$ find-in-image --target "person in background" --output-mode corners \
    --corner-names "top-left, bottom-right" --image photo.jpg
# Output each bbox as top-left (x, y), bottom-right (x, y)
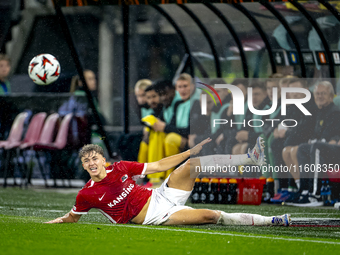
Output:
top-left (118, 79), bottom-right (153, 162)
top-left (281, 78), bottom-right (317, 199)
top-left (231, 81), bottom-right (270, 155)
top-left (0, 53), bottom-right (11, 95)
top-left (137, 84), bottom-right (164, 179)
top-left (291, 81), bottom-right (340, 206)
top-left (134, 79), bottom-right (153, 119)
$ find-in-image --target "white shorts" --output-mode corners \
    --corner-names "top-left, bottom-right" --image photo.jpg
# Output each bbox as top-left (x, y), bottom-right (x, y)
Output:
top-left (142, 175), bottom-right (193, 225)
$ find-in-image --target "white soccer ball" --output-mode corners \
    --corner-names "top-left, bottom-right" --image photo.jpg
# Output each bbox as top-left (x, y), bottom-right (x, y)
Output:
top-left (28, 54), bottom-right (61, 85)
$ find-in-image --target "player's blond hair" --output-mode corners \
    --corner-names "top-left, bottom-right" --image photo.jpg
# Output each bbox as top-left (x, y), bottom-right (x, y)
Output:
top-left (135, 79), bottom-right (152, 91)
top-left (279, 75), bottom-right (298, 88)
top-left (315, 81), bottom-right (335, 98)
top-left (79, 144), bottom-right (104, 159)
top-left (176, 73), bottom-right (193, 84)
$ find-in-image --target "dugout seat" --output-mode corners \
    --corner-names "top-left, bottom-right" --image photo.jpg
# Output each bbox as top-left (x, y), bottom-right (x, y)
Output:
top-left (0, 112), bottom-right (29, 149)
top-left (1, 112), bottom-right (46, 187)
top-left (33, 113), bottom-right (73, 151)
top-left (33, 113), bottom-right (74, 187)
top-left (21, 113), bottom-right (60, 187)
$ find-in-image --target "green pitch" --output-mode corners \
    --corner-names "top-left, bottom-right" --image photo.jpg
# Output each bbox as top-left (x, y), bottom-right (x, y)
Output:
top-left (1, 188), bottom-right (339, 255)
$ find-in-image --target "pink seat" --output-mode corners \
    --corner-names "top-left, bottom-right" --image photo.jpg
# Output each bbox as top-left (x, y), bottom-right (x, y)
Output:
top-left (5, 112), bottom-right (47, 150)
top-left (0, 112), bottom-right (29, 148)
top-left (20, 113), bottom-right (59, 149)
top-left (33, 113), bottom-right (73, 151)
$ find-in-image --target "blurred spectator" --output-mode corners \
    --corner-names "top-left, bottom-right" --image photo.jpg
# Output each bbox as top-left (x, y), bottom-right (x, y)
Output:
top-left (191, 78), bottom-right (230, 154)
top-left (260, 74), bottom-right (284, 193)
top-left (70, 69), bottom-right (97, 95)
top-left (68, 69), bottom-right (106, 125)
top-left (231, 81), bottom-right (270, 155)
top-left (282, 78), bottom-right (317, 192)
top-left (189, 90), bottom-right (215, 155)
top-left (117, 79), bottom-right (152, 162)
top-left (137, 84), bottom-right (164, 185)
top-left (146, 73), bottom-right (200, 182)
top-left (154, 80), bottom-right (181, 125)
top-left (0, 54), bottom-right (11, 95)
top-left (134, 79), bottom-right (153, 119)
top-left (0, 54), bottom-right (13, 139)
top-left (223, 78), bottom-right (249, 154)
top-left (293, 81), bottom-right (340, 205)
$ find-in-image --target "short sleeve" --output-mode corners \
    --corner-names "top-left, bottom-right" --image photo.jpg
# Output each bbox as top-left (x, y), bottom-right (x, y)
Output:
top-left (119, 161), bottom-right (147, 180)
top-left (71, 193), bottom-right (91, 215)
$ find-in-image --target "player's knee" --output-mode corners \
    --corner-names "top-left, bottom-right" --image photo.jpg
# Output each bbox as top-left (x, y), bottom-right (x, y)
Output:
top-left (201, 210), bottom-right (220, 224)
top-left (282, 147), bottom-right (289, 160)
top-left (165, 132), bottom-right (179, 146)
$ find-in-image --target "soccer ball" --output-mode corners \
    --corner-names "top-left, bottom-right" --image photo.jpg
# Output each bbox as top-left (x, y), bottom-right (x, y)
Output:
top-left (28, 54), bottom-right (61, 85)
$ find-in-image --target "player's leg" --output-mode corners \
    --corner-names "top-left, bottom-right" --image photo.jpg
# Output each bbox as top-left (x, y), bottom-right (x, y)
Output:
top-left (162, 209), bottom-right (220, 225)
top-left (240, 142), bottom-right (249, 154)
top-left (167, 136), bottom-right (266, 191)
top-left (163, 208), bottom-right (290, 226)
top-left (232, 143), bottom-right (242, 154)
top-left (290, 146), bottom-right (300, 167)
top-left (287, 145), bottom-right (301, 189)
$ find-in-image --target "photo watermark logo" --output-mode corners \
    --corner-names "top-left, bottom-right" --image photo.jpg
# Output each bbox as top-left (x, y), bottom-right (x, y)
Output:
top-left (197, 82), bottom-right (312, 129)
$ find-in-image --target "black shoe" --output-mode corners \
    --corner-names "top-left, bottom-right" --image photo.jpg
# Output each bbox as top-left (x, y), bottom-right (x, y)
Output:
top-left (283, 191), bottom-right (301, 203)
top-left (285, 191), bottom-right (323, 207)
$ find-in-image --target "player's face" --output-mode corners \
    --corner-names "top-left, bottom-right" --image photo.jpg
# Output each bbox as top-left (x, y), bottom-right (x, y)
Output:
top-left (159, 87), bottom-right (175, 108)
top-left (145, 90), bottom-right (160, 109)
top-left (176, 80), bottom-right (192, 101)
top-left (288, 81), bottom-right (304, 99)
top-left (236, 83), bottom-right (247, 99)
top-left (0, 60), bottom-right (10, 81)
top-left (83, 71), bottom-right (97, 91)
top-left (314, 85), bottom-right (333, 109)
top-left (135, 88), bottom-right (146, 105)
top-left (266, 81), bottom-right (280, 101)
top-left (81, 151), bottom-right (106, 180)
top-left (252, 87), bottom-right (267, 108)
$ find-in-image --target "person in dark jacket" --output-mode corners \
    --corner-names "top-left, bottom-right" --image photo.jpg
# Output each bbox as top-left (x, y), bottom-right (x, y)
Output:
top-left (281, 78), bottom-right (317, 190)
top-left (290, 81), bottom-right (340, 205)
top-left (231, 81), bottom-right (271, 155)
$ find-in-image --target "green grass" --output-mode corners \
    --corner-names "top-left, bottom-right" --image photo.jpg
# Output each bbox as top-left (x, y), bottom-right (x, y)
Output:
top-left (1, 188), bottom-right (340, 255)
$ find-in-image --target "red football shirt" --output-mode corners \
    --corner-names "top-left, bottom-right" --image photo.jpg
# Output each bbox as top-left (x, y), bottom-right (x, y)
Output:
top-left (71, 161), bottom-right (152, 224)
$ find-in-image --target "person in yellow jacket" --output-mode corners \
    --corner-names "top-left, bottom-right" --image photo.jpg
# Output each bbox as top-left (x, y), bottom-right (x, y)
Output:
top-left (150, 74), bottom-right (201, 181)
top-left (137, 84), bottom-right (164, 184)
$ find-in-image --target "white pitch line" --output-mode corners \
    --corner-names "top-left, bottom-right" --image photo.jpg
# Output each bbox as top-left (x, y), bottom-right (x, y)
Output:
top-left (2, 207), bottom-right (340, 245)
top-left (82, 222), bottom-right (340, 245)
top-left (293, 213), bottom-right (338, 215)
top-left (293, 217), bottom-right (340, 221)
top-left (0, 206), bottom-right (102, 214)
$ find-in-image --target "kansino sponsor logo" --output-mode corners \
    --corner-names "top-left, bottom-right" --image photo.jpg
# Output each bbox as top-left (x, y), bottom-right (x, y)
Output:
top-left (107, 184), bottom-right (134, 208)
top-left (198, 83), bottom-right (312, 128)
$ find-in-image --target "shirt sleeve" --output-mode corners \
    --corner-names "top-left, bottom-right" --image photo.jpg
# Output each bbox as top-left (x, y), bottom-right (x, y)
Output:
top-left (71, 192), bottom-right (91, 215)
top-left (119, 161), bottom-right (147, 180)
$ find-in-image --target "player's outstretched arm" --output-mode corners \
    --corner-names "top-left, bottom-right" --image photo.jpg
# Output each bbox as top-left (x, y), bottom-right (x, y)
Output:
top-left (145, 138), bottom-right (211, 174)
top-left (44, 211), bottom-right (81, 224)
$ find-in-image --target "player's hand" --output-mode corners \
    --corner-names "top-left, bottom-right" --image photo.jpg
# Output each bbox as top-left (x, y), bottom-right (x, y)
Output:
top-left (188, 134), bottom-right (197, 148)
top-left (44, 217), bottom-right (63, 224)
top-left (190, 137), bottom-right (211, 156)
top-left (227, 101), bottom-right (233, 117)
top-left (152, 119), bottom-right (166, 132)
top-left (236, 130), bottom-right (248, 142)
top-left (273, 128), bottom-right (279, 138)
top-left (278, 129), bottom-right (287, 138)
top-left (216, 133), bottom-right (224, 146)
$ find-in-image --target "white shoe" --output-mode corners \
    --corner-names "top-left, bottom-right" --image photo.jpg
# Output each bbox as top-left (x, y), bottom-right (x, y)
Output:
top-left (248, 136), bottom-right (266, 166)
top-left (271, 214), bottom-right (291, 226)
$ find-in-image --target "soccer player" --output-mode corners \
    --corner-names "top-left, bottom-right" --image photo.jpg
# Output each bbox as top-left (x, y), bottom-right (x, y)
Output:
top-left (46, 137), bottom-right (290, 226)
